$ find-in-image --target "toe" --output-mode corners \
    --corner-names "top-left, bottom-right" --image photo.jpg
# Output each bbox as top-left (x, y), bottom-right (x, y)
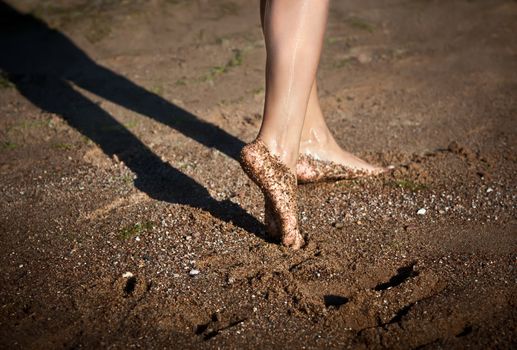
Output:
top-left (283, 231), bottom-right (304, 250)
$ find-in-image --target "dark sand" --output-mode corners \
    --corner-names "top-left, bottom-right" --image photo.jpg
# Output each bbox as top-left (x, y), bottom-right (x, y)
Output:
top-left (0, 0), bottom-right (516, 348)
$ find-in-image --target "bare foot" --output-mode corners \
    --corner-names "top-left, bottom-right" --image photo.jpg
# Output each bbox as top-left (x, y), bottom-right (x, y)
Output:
top-left (240, 139), bottom-right (304, 249)
top-left (297, 127), bottom-right (386, 183)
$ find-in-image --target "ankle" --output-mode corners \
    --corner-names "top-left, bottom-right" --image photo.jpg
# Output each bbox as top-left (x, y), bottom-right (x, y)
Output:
top-left (256, 137), bottom-right (298, 172)
top-left (300, 125), bottom-right (333, 151)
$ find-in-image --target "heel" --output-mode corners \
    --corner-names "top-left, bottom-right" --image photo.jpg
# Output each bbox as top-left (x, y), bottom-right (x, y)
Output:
top-left (240, 139), bottom-right (304, 249)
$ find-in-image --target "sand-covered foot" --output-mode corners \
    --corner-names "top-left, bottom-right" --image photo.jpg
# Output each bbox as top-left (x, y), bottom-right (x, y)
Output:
top-left (296, 152), bottom-right (386, 183)
top-left (297, 136), bottom-right (387, 183)
top-left (240, 139), bottom-right (304, 249)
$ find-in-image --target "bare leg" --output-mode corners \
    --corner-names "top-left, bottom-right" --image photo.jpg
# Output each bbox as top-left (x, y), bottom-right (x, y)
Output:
top-left (240, 0), bottom-right (329, 248)
top-left (260, 2), bottom-right (384, 182)
top-left (257, 0), bottom-right (329, 171)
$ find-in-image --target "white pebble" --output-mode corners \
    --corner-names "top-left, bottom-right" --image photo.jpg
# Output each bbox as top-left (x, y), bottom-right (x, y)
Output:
top-left (417, 208), bottom-right (427, 215)
top-left (486, 188), bottom-right (494, 193)
top-left (189, 269), bottom-right (200, 276)
top-left (122, 271), bottom-right (134, 278)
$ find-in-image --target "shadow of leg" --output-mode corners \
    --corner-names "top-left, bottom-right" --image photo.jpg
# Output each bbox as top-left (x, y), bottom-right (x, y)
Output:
top-left (0, 1), bottom-right (264, 237)
top-left (0, 1), bottom-right (244, 161)
top-left (10, 74), bottom-right (263, 237)
top-left (74, 66), bottom-right (245, 161)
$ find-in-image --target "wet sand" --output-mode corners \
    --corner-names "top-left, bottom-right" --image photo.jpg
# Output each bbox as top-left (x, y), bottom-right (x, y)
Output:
top-left (0, 0), bottom-right (516, 348)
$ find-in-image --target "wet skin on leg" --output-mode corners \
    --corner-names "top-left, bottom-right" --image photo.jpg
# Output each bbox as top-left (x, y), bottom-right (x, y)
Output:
top-left (260, 0), bottom-right (386, 183)
top-left (241, 0), bottom-right (329, 248)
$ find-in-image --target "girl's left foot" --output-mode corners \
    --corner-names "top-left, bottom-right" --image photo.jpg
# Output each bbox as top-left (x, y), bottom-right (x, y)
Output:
top-left (240, 139), bottom-right (305, 249)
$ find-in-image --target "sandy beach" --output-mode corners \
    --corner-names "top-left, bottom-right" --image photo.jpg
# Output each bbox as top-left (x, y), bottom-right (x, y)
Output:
top-left (0, 0), bottom-right (516, 348)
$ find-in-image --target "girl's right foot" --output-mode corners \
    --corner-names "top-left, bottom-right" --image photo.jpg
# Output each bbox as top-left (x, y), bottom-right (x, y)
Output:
top-left (296, 153), bottom-right (385, 183)
top-left (240, 139), bottom-right (304, 249)
top-left (297, 126), bottom-right (387, 183)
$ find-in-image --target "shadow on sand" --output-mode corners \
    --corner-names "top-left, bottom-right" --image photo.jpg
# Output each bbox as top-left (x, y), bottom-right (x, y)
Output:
top-left (0, 2), bottom-right (263, 236)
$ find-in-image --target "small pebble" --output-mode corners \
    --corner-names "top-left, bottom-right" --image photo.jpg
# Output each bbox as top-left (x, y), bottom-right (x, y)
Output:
top-left (189, 269), bottom-right (200, 276)
top-left (417, 208), bottom-right (427, 215)
top-left (357, 52), bottom-right (372, 64)
top-left (122, 271), bottom-right (133, 278)
top-left (486, 188), bottom-right (494, 193)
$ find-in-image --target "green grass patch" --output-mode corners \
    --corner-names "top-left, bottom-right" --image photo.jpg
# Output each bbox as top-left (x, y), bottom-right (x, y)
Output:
top-left (392, 179), bottom-right (428, 191)
top-left (1, 141), bottom-right (17, 150)
top-left (120, 174), bottom-right (134, 186)
top-left (252, 87), bottom-right (264, 96)
top-left (346, 17), bottom-right (374, 33)
top-left (335, 179), bottom-right (358, 188)
top-left (334, 57), bottom-right (355, 68)
top-left (119, 221), bottom-right (154, 240)
top-left (124, 120), bottom-right (139, 129)
top-left (202, 49), bottom-right (244, 82)
top-left (227, 49), bottom-right (243, 68)
top-left (81, 135), bottom-right (94, 145)
top-left (326, 37), bottom-right (340, 45)
top-left (0, 72), bottom-right (14, 89)
top-left (53, 142), bottom-right (73, 151)
top-left (150, 85), bottom-right (164, 96)
top-left (326, 36), bottom-right (349, 45)
top-left (12, 119), bottom-right (50, 130)
top-left (215, 37), bottom-right (230, 46)
top-left (203, 65), bottom-right (226, 82)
